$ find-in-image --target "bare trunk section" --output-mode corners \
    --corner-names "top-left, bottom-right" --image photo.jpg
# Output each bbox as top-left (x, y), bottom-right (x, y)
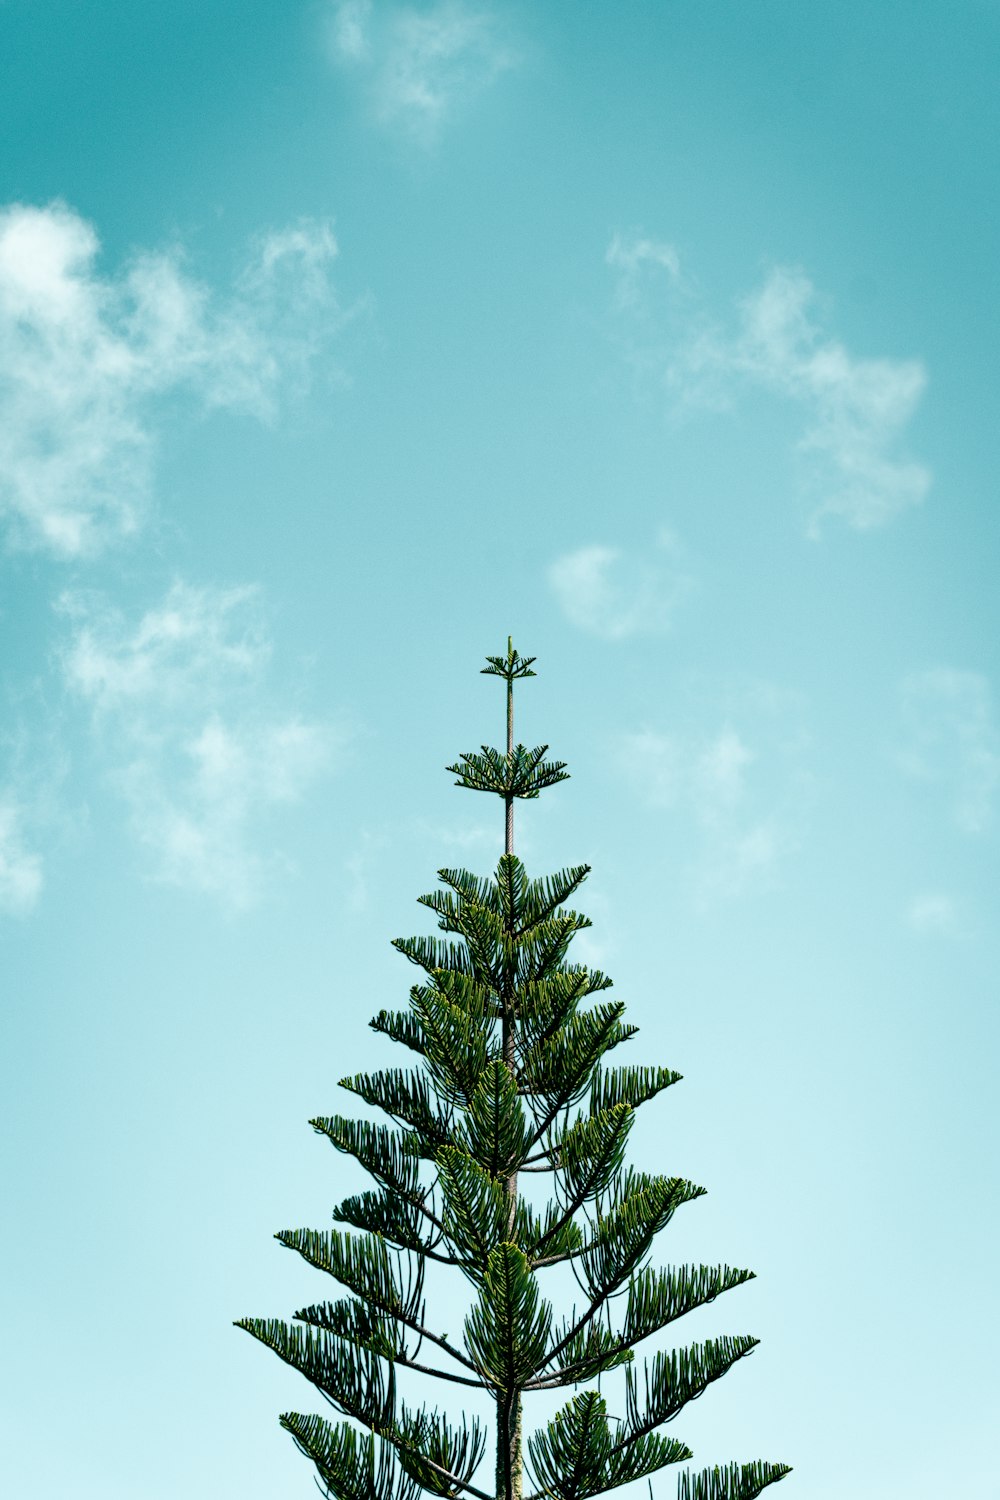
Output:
top-left (496, 1391), bottom-right (523, 1500)
top-left (498, 658), bottom-right (522, 1500)
top-left (505, 668), bottom-right (514, 858)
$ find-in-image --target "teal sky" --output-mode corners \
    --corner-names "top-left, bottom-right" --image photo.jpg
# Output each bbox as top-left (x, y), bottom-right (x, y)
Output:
top-left (1, 3), bottom-right (997, 1496)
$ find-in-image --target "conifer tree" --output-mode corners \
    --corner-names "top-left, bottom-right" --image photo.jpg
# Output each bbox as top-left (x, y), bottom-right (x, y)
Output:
top-left (238, 642), bottom-right (791, 1500)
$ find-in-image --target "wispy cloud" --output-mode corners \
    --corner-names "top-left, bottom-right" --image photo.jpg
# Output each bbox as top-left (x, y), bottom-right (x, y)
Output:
top-left (114, 717), bottom-right (331, 910)
top-left (0, 796), bottom-right (43, 915)
top-left (326, 0), bottom-right (517, 146)
top-left (616, 690), bottom-right (809, 904)
top-left (0, 705), bottom-right (74, 918)
top-left (345, 826), bottom-right (391, 912)
top-left (907, 892), bottom-right (961, 937)
top-left (605, 232), bottom-right (682, 313)
top-left (547, 528), bottom-right (693, 641)
top-left (330, 0), bottom-right (374, 59)
top-left (61, 581), bottom-right (270, 709)
top-left (721, 268), bottom-right (929, 533)
top-left (60, 581), bottom-right (337, 910)
top-left (619, 726), bottom-right (790, 901)
top-left (0, 202), bottom-right (342, 556)
top-left (606, 237), bottom-right (930, 534)
top-left (898, 668), bottom-right (1000, 834)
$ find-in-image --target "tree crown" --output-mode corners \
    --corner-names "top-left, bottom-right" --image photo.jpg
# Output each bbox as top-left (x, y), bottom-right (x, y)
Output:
top-left (237, 643), bottom-right (790, 1500)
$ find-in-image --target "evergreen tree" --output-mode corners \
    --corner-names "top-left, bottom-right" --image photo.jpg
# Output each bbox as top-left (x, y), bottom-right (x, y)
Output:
top-left (237, 642), bottom-right (791, 1500)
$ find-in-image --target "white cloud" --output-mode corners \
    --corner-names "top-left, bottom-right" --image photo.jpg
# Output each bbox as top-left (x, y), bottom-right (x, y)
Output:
top-left (330, 0), bottom-right (373, 58)
top-left (606, 238), bottom-right (930, 533)
top-left (722, 268), bottom-right (930, 533)
top-left (907, 892), bottom-right (960, 937)
top-left (60, 581), bottom-right (270, 710)
top-left (898, 668), bottom-right (1000, 834)
top-left (693, 725), bottom-right (753, 810)
top-left (0, 202), bottom-right (341, 556)
top-left (606, 232), bottom-right (681, 312)
top-left (616, 729), bottom-right (683, 809)
top-left (327, 0), bottom-right (517, 146)
top-left (118, 715), bottom-right (331, 910)
top-left (0, 798), bottom-right (43, 915)
top-left (0, 705), bottom-right (77, 918)
top-left (345, 826), bottom-right (391, 912)
top-left (547, 529), bottom-right (693, 640)
top-left (60, 582), bottom-right (336, 910)
top-left (617, 713), bottom-right (804, 903)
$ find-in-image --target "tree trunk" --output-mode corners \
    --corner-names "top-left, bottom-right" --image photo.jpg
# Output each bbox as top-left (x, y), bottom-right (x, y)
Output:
top-left (498, 663), bottom-right (522, 1500)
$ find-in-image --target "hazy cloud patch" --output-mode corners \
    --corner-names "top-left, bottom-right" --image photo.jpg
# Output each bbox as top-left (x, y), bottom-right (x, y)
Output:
top-left (606, 232), bottom-right (682, 313)
top-left (547, 529), bottom-right (693, 640)
top-left (616, 693), bottom-right (810, 905)
top-left (0, 797), bottom-right (43, 915)
top-left (0, 707), bottom-right (74, 918)
top-left (326, 0), bottom-right (517, 146)
top-left (330, 0), bottom-right (374, 59)
top-left (898, 668), bottom-right (1000, 834)
top-left (115, 716), bottom-right (331, 910)
top-left (721, 269), bottom-right (929, 533)
top-left (60, 582), bottom-right (336, 910)
top-left (606, 237), bottom-right (930, 533)
top-left (61, 581), bottom-right (270, 711)
top-left (345, 826), bottom-right (391, 912)
top-left (907, 892), bottom-right (961, 937)
top-left (0, 202), bottom-right (342, 556)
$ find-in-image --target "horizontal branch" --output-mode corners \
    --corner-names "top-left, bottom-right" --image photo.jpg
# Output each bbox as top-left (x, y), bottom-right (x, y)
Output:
top-left (392, 1352), bottom-right (482, 1390)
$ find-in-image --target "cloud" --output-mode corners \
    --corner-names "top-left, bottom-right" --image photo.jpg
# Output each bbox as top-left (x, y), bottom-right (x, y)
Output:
top-left (330, 0), bottom-right (374, 58)
top-left (617, 709), bottom-right (806, 904)
top-left (547, 529), bottom-right (693, 640)
top-left (722, 269), bottom-right (929, 533)
top-left (0, 705), bottom-right (74, 919)
top-left (117, 716), bottom-right (331, 910)
top-left (0, 797), bottom-right (43, 915)
top-left (907, 892), bottom-right (960, 937)
top-left (60, 582), bottom-right (336, 910)
top-left (605, 232), bottom-right (681, 312)
top-left (61, 581), bottom-right (270, 710)
top-left (345, 826), bottom-right (391, 912)
top-left (0, 202), bottom-right (341, 556)
top-left (606, 238), bottom-right (930, 533)
top-left (898, 668), bottom-right (1000, 834)
top-left (327, 0), bottom-right (517, 146)
top-left (620, 725), bottom-right (757, 824)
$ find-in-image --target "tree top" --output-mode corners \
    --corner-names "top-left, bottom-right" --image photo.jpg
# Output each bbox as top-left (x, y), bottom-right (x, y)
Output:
top-left (481, 636), bottom-right (537, 683)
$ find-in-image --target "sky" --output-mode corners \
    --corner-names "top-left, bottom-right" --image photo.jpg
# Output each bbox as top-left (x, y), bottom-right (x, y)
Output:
top-left (1, 2), bottom-right (997, 1496)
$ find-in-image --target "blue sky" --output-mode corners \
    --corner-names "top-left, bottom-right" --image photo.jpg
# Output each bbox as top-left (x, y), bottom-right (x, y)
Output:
top-left (1, 2), bottom-right (997, 1496)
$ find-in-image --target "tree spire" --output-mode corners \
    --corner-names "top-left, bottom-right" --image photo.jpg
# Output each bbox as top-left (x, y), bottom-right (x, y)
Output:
top-left (450, 639), bottom-right (567, 859)
top-left (480, 637), bottom-right (535, 854)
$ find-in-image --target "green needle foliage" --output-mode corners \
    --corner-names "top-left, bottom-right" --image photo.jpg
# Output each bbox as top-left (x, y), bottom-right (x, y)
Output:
top-left (237, 641), bottom-right (791, 1500)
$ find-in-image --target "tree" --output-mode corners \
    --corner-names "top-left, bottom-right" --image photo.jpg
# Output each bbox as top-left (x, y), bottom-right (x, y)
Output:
top-left (237, 641), bottom-right (791, 1500)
